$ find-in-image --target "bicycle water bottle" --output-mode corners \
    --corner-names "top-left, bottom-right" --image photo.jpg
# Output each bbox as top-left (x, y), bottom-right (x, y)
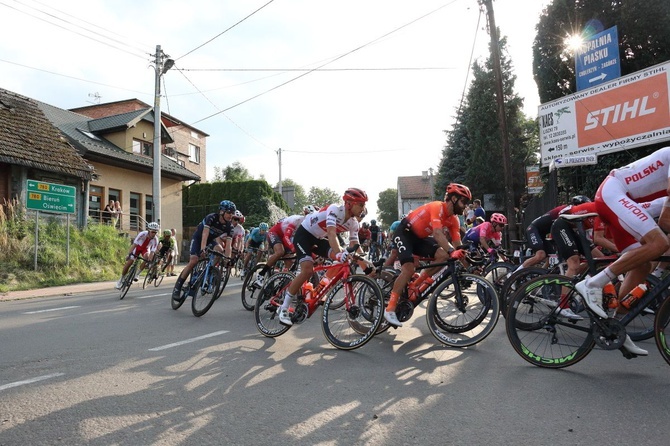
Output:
top-left (302, 282), bottom-right (314, 301)
top-left (620, 284), bottom-right (647, 309)
top-left (318, 276), bottom-right (330, 291)
top-left (603, 283), bottom-right (618, 309)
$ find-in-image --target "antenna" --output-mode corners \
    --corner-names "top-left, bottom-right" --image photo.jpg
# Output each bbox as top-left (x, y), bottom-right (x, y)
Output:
top-left (87, 92), bottom-right (101, 104)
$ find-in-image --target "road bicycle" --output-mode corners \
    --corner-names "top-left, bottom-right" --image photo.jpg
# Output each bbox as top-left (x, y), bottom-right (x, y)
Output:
top-left (462, 245), bottom-right (515, 303)
top-left (170, 247), bottom-right (228, 316)
top-left (118, 255), bottom-right (149, 300)
top-left (505, 213), bottom-right (670, 368)
top-left (240, 247), bottom-right (267, 280)
top-left (142, 252), bottom-right (168, 289)
top-left (375, 253), bottom-right (500, 347)
top-left (254, 246), bottom-right (384, 350)
top-left (241, 253), bottom-right (297, 311)
top-left (367, 240), bottom-right (382, 264)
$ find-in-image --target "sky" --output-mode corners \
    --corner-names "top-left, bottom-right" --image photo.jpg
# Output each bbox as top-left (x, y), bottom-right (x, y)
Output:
top-left (1, 0), bottom-right (552, 220)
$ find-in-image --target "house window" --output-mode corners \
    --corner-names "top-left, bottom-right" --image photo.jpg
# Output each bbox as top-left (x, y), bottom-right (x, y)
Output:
top-left (133, 139), bottom-right (153, 157)
top-left (129, 192), bottom-right (140, 230)
top-left (89, 185), bottom-right (103, 222)
top-left (189, 143), bottom-right (200, 164)
top-left (145, 195), bottom-right (154, 225)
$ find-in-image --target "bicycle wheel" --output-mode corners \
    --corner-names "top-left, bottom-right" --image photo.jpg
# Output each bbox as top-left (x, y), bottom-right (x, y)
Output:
top-left (373, 267), bottom-right (398, 334)
top-left (500, 267), bottom-right (548, 316)
top-left (191, 267), bottom-right (221, 317)
top-left (241, 263), bottom-right (266, 311)
top-left (483, 261), bottom-right (515, 301)
top-left (506, 274), bottom-right (594, 368)
top-left (142, 264), bottom-right (156, 289)
top-left (426, 273), bottom-right (499, 347)
top-left (254, 272), bottom-right (294, 337)
top-left (654, 295), bottom-right (670, 366)
top-left (321, 275), bottom-right (384, 350)
top-left (172, 263), bottom-right (203, 310)
top-left (215, 264), bottom-right (231, 299)
top-left (119, 262), bottom-right (137, 300)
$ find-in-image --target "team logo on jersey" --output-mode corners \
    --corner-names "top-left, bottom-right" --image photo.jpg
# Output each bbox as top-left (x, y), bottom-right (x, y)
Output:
top-left (618, 197), bottom-right (649, 221)
top-left (623, 160), bottom-right (664, 184)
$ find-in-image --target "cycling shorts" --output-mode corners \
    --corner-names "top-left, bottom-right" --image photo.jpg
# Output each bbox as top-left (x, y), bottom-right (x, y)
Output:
top-left (393, 220), bottom-right (440, 265)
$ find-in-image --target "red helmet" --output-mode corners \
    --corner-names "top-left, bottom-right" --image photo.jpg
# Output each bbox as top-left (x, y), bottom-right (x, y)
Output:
top-left (490, 213), bottom-right (507, 225)
top-left (446, 183), bottom-right (472, 201)
top-left (342, 187), bottom-right (368, 203)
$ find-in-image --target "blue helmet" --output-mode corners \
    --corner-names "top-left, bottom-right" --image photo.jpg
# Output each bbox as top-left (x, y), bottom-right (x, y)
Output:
top-left (219, 200), bottom-right (236, 213)
top-left (259, 222), bottom-right (269, 231)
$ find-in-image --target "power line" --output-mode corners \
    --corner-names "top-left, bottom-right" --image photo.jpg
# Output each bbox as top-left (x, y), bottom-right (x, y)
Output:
top-left (176, 0), bottom-right (276, 61)
top-left (180, 67), bottom-right (456, 72)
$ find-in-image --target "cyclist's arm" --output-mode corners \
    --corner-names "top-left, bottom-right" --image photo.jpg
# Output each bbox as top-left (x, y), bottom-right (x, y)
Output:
top-left (432, 224), bottom-right (455, 253)
top-left (326, 226), bottom-right (341, 258)
top-left (200, 227), bottom-right (211, 253)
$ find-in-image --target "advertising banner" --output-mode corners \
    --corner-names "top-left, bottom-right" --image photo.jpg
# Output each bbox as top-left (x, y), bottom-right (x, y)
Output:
top-left (538, 61), bottom-right (670, 167)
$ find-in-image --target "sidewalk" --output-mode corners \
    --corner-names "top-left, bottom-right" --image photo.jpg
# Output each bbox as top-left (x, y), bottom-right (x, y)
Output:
top-left (0, 265), bottom-right (187, 302)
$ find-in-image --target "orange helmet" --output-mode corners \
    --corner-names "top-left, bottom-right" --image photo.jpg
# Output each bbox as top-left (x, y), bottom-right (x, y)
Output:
top-left (446, 183), bottom-right (472, 201)
top-left (342, 188), bottom-right (368, 203)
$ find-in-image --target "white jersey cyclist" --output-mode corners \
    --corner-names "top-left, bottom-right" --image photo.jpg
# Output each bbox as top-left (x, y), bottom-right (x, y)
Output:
top-left (301, 204), bottom-right (360, 243)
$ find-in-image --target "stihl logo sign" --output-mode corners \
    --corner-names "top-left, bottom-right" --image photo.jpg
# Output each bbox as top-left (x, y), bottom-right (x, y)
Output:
top-left (577, 73), bottom-right (670, 147)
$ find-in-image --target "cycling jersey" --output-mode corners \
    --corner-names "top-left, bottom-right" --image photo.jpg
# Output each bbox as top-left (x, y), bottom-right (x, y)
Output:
top-left (268, 215), bottom-right (305, 252)
top-left (301, 204), bottom-right (359, 242)
top-left (189, 213), bottom-right (234, 256)
top-left (369, 224), bottom-right (381, 244)
top-left (405, 201), bottom-right (460, 243)
top-left (247, 227), bottom-right (266, 244)
top-left (358, 227), bottom-right (371, 243)
top-left (596, 146), bottom-right (670, 250)
top-left (157, 236), bottom-right (175, 256)
top-left (464, 221), bottom-right (501, 247)
top-left (131, 230), bottom-right (158, 257)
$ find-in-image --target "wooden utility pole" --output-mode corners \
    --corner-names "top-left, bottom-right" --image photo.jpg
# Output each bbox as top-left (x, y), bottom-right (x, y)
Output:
top-left (481, 0), bottom-right (516, 244)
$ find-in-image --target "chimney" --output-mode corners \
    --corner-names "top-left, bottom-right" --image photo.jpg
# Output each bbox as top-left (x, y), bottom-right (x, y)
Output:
top-left (422, 171), bottom-right (428, 180)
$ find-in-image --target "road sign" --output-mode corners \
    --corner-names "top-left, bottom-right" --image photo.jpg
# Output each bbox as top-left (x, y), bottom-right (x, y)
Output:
top-left (550, 155), bottom-right (598, 171)
top-left (576, 26), bottom-right (620, 91)
top-left (26, 180), bottom-right (76, 214)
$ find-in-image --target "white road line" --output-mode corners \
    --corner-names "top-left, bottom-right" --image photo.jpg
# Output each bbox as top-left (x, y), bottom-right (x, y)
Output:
top-left (148, 330), bottom-right (229, 351)
top-left (0, 373), bottom-right (65, 391)
top-left (137, 293), bottom-right (171, 299)
top-left (23, 306), bottom-right (80, 314)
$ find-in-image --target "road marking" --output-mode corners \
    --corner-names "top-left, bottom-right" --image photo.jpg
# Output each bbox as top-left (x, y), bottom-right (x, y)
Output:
top-left (23, 306), bottom-right (80, 314)
top-left (0, 373), bottom-right (64, 391)
top-left (148, 330), bottom-right (229, 351)
top-left (137, 293), bottom-right (171, 299)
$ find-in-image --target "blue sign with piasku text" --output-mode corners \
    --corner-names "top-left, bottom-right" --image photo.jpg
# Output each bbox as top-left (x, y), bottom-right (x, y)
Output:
top-left (575, 26), bottom-right (620, 91)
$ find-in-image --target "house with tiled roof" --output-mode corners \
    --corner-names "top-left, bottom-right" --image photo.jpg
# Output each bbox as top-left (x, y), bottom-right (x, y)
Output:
top-left (397, 171), bottom-right (436, 216)
top-left (1, 87), bottom-right (201, 241)
top-left (0, 89), bottom-right (94, 225)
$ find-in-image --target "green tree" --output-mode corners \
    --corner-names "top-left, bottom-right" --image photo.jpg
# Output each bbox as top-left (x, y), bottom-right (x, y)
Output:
top-left (307, 187), bottom-right (339, 209)
top-left (213, 162), bottom-right (254, 182)
top-left (533, 0), bottom-right (670, 197)
top-left (437, 36), bottom-right (533, 209)
top-left (376, 188), bottom-right (398, 228)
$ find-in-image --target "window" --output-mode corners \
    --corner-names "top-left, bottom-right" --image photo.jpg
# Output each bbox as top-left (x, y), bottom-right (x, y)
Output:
top-left (129, 192), bottom-right (140, 230)
top-left (145, 195), bottom-right (154, 225)
top-left (189, 143), bottom-right (200, 164)
top-left (133, 139), bottom-right (153, 157)
top-left (89, 185), bottom-right (103, 222)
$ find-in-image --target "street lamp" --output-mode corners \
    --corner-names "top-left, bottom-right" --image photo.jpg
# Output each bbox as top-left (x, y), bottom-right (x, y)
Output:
top-left (152, 44), bottom-right (173, 227)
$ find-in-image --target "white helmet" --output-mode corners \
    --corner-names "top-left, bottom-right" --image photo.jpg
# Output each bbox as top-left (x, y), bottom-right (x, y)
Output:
top-left (147, 221), bottom-right (160, 231)
top-left (303, 204), bottom-right (318, 214)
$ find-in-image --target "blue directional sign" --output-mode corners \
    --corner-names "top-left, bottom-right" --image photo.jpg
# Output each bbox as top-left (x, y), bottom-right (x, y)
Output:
top-left (575, 26), bottom-right (620, 91)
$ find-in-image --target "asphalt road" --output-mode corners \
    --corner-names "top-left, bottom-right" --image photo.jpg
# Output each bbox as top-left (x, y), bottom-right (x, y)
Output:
top-left (0, 276), bottom-right (668, 446)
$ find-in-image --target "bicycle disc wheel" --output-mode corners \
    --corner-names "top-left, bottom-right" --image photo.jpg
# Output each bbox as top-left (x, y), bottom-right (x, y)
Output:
top-left (191, 267), bottom-right (221, 317)
top-left (254, 272), bottom-right (294, 337)
top-left (321, 275), bottom-right (384, 350)
top-left (654, 295), bottom-right (670, 366)
top-left (426, 273), bottom-right (499, 347)
top-left (241, 263), bottom-right (266, 311)
top-left (506, 274), bottom-right (594, 368)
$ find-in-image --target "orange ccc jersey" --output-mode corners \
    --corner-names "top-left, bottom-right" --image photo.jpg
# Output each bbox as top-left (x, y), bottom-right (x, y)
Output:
top-left (406, 201), bottom-right (461, 242)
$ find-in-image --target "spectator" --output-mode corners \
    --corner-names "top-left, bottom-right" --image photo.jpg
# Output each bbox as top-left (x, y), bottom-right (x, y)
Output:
top-left (111, 200), bottom-right (122, 228)
top-left (167, 228), bottom-right (178, 276)
top-left (472, 199), bottom-right (486, 226)
top-left (102, 199), bottom-right (114, 224)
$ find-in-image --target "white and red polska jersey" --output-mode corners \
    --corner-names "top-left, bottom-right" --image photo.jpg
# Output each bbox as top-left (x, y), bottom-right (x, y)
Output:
top-left (132, 230), bottom-right (158, 254)
top-left (278, 214), bottom-right (305, 235)
top-left (610, 146), bottom-right (670, 202)
top-left (301, 204), bottom-right (359, 242)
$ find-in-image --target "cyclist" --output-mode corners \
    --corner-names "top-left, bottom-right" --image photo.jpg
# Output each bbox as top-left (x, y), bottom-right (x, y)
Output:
top-left (276, 188), bottom-right (375, 326)
top-left (576, 147), bottom-right (670, 357)
top-left (255, 215), bottom-right (307, 286)
top-left (115, 222), bottom-right (160, 289)
top-left (464, 212), bottom-right (506, 252)
top-left (230, 211), bottom-right (246, 254)
top-left (172, 200), bottom-right (236, 301)
top-left (358, 222), bottom-right (371, 252)
top-left (303, 204), bottom-right (318, 215)
top-left (384, 183), bottom-right (471, 327)
top-left (156, 229), bottom-right (176, 271)
top-left (242, 222), bottom-right (268, 280)
top-left (383, 215), bottom-right (405, 268)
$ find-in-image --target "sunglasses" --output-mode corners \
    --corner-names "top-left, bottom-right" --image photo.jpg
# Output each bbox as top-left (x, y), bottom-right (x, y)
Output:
top-left (149, 230), bottom-right (157, 234)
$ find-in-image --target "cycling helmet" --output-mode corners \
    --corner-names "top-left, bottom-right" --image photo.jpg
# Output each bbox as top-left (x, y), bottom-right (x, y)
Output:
top-left (303, 204), bottom-right (318, 214)
top-left (362, 222), bottom-right (369, 228)
top-left (147, 221), bottom-right (160, 231)
top-left (400, 214), bottom-right (407, 219)
top-left (490, 213), bottom-right (507, 225)
top-left (571, 195), bottom-right (591, 205)
top-left (342, 187), bottom-right (368, 203)
top-left (446, 183), bottom-right (472, 201)
top-left (233, 210), bottom-right (246, 223)
top-left (163, 229), bottom-right (172, 236)
top-left (219, 200), bottom-right (236, 213)
top-left (259, 222), bottom-right (269, 231)
top-left (371, 219), bottom-right (376, 225)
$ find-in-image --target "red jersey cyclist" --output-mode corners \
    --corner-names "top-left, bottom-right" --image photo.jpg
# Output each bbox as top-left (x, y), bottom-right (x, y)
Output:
top-left (384, 183), bottom-right (471, 327)
top-left (254, 214), bottom-right (309, 287)
top-left (115, 221), bottom-right (160, 289)
top-left (576, 146), bottom-right (670, 357)
top-left (276, 188), bottom-right (375, 326)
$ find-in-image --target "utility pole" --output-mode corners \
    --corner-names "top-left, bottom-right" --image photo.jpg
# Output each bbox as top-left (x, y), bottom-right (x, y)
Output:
top-left (481, 0), bottom-right (516, 245)
top-left (152, 45), bottom-right (174, 227)
top-left (277, 148), bottom-right (282, 194)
